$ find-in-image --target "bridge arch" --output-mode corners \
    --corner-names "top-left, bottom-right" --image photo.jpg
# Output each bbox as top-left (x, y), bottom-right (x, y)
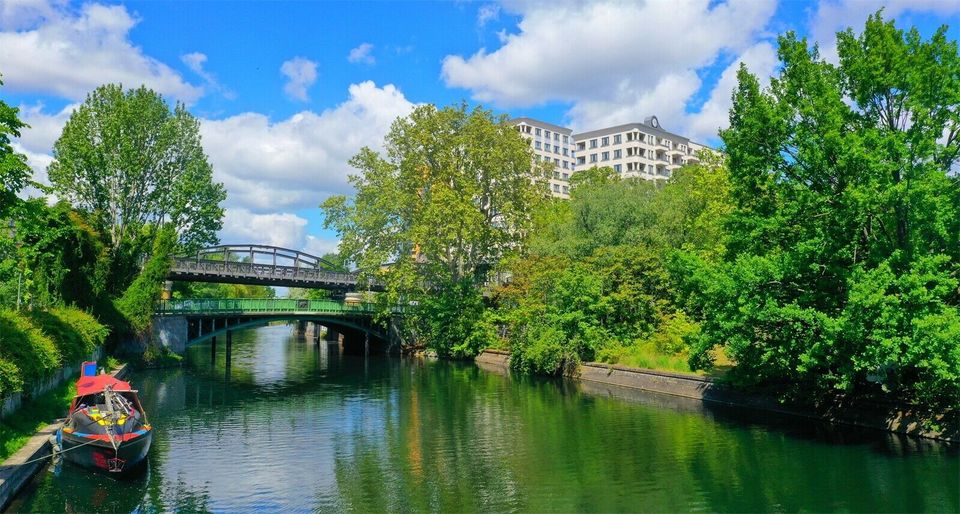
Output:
top-left (181, 244), bottom-right (342, 271)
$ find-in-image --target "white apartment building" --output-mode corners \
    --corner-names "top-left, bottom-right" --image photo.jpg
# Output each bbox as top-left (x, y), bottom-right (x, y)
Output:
top-left (510, 117), bottom-right (576, 198)
top-left (573, 116), bottom-right (706, 180)
top-left (511, 115), bottom-right (709, 198)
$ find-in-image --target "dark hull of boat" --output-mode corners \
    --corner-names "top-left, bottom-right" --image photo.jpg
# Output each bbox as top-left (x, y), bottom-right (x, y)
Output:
top-left (60, 430), bottom-right (152, 474)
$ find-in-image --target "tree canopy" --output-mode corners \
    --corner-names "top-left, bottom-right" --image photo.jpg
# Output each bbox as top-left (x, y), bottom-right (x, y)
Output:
top-left (682, 12), bottom-right (960, 410)
top-left (48, 84), bottom-right (226, 258)
top-left (322, 103), bottom-right (547, 356)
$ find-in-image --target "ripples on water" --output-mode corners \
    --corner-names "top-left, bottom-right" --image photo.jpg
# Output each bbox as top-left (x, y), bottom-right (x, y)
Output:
top-left (9, 324), bottom-right (959, 513)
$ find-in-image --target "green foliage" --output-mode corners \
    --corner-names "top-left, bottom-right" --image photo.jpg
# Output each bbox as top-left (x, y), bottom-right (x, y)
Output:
top-left (415, 279), bottom-right (488, 358)
top-left (0, 307), bottom-right (108, 398)
top-left (173, 281), bottom-right (276, 299)
top-left (48, 84), bottom-right (226, 293)
top-left (25, 308), bottom-right (108, 364)
top-left (0, 200), bottom-right (109, 310)
top-left (681, 13), bottom-right (960, 410)
top-left (115, 226), bottom-right (176, 333)
top-left (0, 310), bottom-right (60, 386)
top-left (0, 75), bottom-right (31, 217)
top-left (322, 103), bottom-right (547, 355)
top-left (494, 155), bottom-right (731, 375)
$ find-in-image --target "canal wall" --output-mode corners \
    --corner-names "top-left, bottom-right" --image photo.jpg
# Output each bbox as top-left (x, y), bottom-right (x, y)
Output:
top-left (474, 349), bottom-right (956, 443)
top-left (0, 363), bottom-right (131, 512)
top-left (1, 347), bottom-right (104, 419)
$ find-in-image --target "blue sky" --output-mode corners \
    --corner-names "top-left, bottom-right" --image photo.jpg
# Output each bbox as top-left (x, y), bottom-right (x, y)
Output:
top-left (2, 0), bottom-right (959, 255)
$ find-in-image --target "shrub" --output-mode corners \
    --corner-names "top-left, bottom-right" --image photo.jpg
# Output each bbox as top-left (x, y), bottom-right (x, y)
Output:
top-left (0, 310), bottom-right (60, 385)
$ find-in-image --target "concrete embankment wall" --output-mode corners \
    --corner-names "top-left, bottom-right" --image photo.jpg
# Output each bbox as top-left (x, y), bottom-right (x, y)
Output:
top-left (1, 347), bottom-right (104, 419)
top-left (0, 363), bottom-right (130, 512)
top-left (474, 349), bottom-right (956, 443)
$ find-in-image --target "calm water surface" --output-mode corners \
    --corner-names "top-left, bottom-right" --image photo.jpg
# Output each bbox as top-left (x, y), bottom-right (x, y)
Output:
top-left (9, 324), bottom-right (959, 512)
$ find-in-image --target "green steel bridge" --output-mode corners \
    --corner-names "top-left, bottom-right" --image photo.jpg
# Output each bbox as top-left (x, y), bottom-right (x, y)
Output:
top-left (153, 298), bottom-right (395, 355)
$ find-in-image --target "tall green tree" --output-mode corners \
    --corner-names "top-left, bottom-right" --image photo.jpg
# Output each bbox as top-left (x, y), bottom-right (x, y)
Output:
top-left (683, 13), bottom-right (960, 410)
top-left (321, 103), bottom-right (547, 356)
top-left (0, 75), bottom-right (30, 217)
top-left (48, 84), bottom-right (226, 291)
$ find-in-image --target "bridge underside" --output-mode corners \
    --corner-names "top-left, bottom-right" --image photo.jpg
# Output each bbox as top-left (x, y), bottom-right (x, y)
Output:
top-left (153, 314), bottom-right (393, 356)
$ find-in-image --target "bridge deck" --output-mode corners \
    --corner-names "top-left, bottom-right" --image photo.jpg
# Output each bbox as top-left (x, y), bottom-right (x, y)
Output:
top-left (168, 258), bottom-right (361, 289)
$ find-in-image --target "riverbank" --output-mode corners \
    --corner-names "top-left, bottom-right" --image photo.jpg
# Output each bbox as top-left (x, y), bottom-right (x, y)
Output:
top-left (476, 349), bottom-right (957, 443)
top-left (0, 364), bottom-right (130, 511)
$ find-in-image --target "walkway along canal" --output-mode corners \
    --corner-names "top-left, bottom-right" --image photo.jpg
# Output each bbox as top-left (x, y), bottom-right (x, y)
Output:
top-left (7, 324), bottom-right (958, 512)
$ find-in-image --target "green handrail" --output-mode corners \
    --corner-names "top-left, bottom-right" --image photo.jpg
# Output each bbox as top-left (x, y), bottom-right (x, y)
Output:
top-left (156, 298), bottom-right (382, 315)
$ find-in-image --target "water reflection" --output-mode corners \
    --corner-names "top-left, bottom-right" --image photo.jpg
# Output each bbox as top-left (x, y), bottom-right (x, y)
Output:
top-left (8, 324), bottom-right (958, 513)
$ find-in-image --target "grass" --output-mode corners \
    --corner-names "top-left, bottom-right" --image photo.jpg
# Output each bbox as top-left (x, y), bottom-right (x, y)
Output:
top-left (0, 379), bottom-right (75, 461)
top-left (608, 344), bottom-right (695, 374)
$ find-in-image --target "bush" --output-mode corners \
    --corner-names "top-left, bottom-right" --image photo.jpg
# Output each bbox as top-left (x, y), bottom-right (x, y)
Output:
top-left (115, 226), bottom-right (176, 334)
top-left (0, 310), bottom-right (60, 385)
top-left (25, 307), bottom-right (109, 364)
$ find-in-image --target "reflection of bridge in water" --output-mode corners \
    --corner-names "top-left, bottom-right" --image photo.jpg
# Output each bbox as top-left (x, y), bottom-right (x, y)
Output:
top-left (153, 298), bottom-right (398, 359)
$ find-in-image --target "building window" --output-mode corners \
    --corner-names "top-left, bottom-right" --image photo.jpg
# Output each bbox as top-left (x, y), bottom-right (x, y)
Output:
top-left (535, 141), bottom-right (541, 150)
top-left (554, 158), bottom-right (560, 165)
top-left (601, 151), bottom-right (609, 161)
top-left (535, 128), bottom-right (542, 136)
top-left (590, 154), bottom-right (597, 163)
top-left (601, 136), bottom-right (609, 146)
top-left (553, 184), bottom-right (560, 192)
top-left (554, 171), bottom-right (560, 179)
top-left (577, 142), bottom-right (586, 151)
top-left (614, 134), bottom-right (622, 144)
top-left (562, 161), bottom-right (569, 169)
top-left (562, 148), bottom-right (568, 156)
top-left (563, 135), bottom-right (569, 144)
top-left (554, 145), bottom-right (559, 153)
top-left (577, 157), bottom-right (586, 165)
top-left (554, 133), bottom-right (560, 141)
top-left (590, 139), bottom-right (598, 149)
top-left (614, 164), bottom-right (622, 173)
top-left (562, 173), bottom-right (569, 180)
top-left (562, 185), bottom-right (569, 194)
top-left (545, 130), bottom-right (551, 139)
top-left (613, 149), bottom-right (622, 159)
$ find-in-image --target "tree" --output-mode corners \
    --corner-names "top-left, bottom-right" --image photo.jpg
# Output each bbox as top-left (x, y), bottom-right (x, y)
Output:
top-left (48, 84), bottom-right (226, 290)
top-left (684, 13), bottom-right (960, 410)
top-left (321, 103), bottom-right (547, 356)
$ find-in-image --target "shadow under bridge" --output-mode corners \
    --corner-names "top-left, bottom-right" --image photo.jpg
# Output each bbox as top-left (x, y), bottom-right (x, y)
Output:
top-left (152, 298), bottom-right (400, 356)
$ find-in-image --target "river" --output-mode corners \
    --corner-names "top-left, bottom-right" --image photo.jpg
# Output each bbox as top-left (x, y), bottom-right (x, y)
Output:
top-left (8, 324), bottom-right (958, 512)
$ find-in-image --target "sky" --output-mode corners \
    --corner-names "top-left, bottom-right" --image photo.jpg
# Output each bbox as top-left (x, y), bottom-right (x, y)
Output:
top-left (2, 0), bottom-right (959, 256)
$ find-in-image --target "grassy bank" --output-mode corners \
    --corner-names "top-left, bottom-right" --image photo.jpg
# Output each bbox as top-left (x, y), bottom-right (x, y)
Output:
top-left (0, 380), bottom-right (75, 461)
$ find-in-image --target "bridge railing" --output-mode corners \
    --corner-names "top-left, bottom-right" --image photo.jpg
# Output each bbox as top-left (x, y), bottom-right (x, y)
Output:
top-left (157, 298), bottom-right (380, 315)
top-left (170, 258), bottom-right (359, 285)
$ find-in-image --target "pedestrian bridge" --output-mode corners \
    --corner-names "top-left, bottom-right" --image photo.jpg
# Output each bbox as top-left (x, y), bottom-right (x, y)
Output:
top-left (167, 245), bottom-right (371, 290)
top-left (153, 298), bottom-right (396, 355)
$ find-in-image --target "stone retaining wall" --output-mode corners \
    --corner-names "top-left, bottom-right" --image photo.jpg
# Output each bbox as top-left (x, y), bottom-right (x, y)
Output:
top-left (1, 347), bottom-right (103, 419)
top-left (475, 350), bottom-right (956, 443)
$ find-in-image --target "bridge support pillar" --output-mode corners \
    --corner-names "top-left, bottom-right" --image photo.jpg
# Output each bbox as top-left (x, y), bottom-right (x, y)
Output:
top-left (325, 328), bottom-right (340, 344)
top-left (225, 330), bottom-right (233, 365)
top-left (210, 335), bottom-right (217, 363)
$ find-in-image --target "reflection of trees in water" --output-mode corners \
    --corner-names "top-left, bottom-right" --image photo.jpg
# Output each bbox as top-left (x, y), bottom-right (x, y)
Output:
top-left (328, 359), bottom-right (959, 513)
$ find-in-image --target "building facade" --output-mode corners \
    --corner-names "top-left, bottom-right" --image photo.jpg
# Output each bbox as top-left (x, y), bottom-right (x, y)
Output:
top-left (510, 117), bottom-right (576, 198)
top-left (511, 115), bottom-right (708, 198)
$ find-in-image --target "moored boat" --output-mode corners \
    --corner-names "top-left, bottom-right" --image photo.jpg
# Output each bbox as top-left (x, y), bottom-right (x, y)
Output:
top-left (57, 369), bottom-right (152, 474)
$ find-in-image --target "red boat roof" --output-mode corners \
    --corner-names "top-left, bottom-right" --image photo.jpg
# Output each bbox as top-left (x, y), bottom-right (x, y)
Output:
top-left (75, 374), bottom-right (133, 396)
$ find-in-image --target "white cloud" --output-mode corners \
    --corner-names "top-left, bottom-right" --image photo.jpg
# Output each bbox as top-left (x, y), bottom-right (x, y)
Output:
top-left (477, 4), bottom-right (500, 27)
top-left (347, 43), bottom-right (375, 65)
top-left (810, 0), bottom-right (960, 63)
top-left (304, 235), bottom-right (340, 257)
top-left (443, 0), bottom-right (775, 115)
top-left (0, 1), bottom-right (203, 102)
top-left (181, 52), bottom-right (234, 99)
top-left (200, 81), bottom-right (416, 212)
top-left (280, 57), bottom-right (318, 102)
top-left (220, 208), bottom-right (308, 248)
